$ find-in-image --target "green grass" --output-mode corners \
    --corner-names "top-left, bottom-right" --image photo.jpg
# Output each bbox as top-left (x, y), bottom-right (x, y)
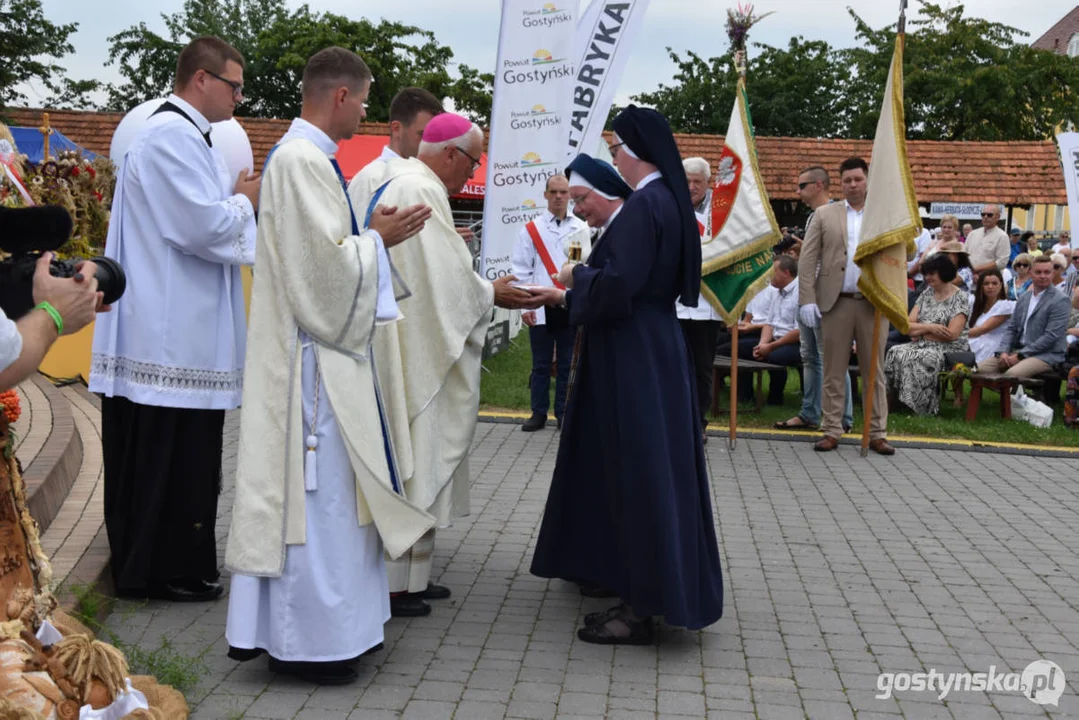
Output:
top-left (480, 332), bottom-right (1079, 447)
top-left (54, 582), bottom-right (208, 695)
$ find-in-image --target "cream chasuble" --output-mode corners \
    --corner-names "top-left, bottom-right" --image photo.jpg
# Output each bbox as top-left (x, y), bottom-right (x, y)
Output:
top-left (224, 135), bottom-right (434, 578)
top-left (352, 158), bottom-right (494, 525)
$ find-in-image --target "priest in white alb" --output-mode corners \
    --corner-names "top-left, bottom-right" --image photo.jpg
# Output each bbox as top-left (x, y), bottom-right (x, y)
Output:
top-left (353, 112), bottom-right (543, 618)
top-left (223, 47), bottom-right (436, 686)
top-left (347, 86), bottom-right (442, 211)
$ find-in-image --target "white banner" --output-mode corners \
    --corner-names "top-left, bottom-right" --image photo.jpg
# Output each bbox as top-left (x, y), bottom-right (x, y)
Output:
top-left (480, 0), bottom-right (576, 283)
top-left (1056, 132), bottom-right (1079, 232)
top-left (567, 0), bottom-right (651, 160)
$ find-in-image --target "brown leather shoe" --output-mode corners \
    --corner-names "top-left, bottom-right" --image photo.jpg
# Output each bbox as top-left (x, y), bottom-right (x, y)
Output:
top-left (813, 436), bottom-right (839, 452)
top-left (869, 438), bottom-right (896, 455)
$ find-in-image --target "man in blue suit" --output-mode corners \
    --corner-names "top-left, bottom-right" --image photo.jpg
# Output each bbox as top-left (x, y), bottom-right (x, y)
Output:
top-left (978, 255), bottom-right (1070, 377)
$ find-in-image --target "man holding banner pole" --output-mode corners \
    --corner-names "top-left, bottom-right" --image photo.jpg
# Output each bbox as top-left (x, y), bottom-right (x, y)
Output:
top-left (798, 158), bottom-right (894, 455)
top-left (511, 174), bottom-right (589, 432)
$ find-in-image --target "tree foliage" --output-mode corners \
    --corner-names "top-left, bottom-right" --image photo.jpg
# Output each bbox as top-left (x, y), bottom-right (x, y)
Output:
top-left (634, 0), bottom-right (1079, 141)
top-left (100, 0), bottom-right (493, 121)
top-left (0, 0), bottom-right (81, 110)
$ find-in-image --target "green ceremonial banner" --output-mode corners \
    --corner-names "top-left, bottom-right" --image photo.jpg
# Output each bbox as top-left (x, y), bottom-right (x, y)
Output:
top-left (700, 79), bottom-right (781, 325)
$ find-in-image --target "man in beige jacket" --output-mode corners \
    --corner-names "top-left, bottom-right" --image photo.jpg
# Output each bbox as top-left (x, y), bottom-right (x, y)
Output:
top-left (798, 157), bottom-right (894, 455)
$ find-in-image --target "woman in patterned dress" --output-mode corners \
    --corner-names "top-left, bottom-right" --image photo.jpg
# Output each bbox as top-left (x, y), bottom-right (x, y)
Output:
top-left (885, 254), bottom-right (971, 415)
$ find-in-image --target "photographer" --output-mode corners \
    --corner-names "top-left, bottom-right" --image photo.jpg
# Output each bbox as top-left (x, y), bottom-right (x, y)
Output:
top-left (0, 253), bottom-right (105, 391)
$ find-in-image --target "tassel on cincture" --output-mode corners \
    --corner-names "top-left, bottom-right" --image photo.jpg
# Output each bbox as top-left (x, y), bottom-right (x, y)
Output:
top-left (305, 434), bottom-right (318, 491)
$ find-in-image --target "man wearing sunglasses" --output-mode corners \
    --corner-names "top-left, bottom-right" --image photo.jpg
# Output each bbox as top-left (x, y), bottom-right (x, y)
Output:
top-left (90, 36), bottom-right (260, 604)
top-left (965, 204), bottom-right (1010, 275)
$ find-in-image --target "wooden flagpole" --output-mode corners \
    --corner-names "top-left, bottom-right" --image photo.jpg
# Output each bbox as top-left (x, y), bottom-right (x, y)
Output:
top-left (860, 309), bottom-right (882, 457)
top-left (729, 324), bottom-right (738, 449)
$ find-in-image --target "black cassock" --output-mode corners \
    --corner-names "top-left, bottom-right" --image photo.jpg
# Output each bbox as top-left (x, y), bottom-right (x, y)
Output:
top-left (529, 177), bottom-right (724, 630)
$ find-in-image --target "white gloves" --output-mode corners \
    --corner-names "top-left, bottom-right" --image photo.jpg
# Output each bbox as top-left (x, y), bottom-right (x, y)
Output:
top-left (799, 303), bottom-right (821, 328)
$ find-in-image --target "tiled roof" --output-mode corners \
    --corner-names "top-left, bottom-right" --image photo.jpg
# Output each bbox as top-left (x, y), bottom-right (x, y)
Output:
top-left (1032, 5), bottom-right (1079, 54)
top-left (3, 107), bottom-right (1066, 205)
top-left (670, 133), bottom-right (1067, 205)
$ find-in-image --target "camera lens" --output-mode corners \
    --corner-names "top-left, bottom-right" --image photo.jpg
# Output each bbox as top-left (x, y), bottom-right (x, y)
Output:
top-left (89, 256), bottom-right (126, 305)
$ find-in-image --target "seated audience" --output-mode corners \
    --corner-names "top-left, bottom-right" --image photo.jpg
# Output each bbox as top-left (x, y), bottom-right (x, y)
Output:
top-left (968, 270), bottom-right (1016, 365)
top-left (978, 256), bottom-right (1071, 378)
top-left (1008, 253), bottom-right (1033, 299)
top-left (739, 255), bottom-right (800, 406)
top-left (884, 254), bottom-right (969, 416)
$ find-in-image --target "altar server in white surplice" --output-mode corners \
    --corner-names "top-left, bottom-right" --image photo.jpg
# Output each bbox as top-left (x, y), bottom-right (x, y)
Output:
top-left (89, 36), bottom-right (260, 603)
top-left (352, 113), bottom-right (544, 619)
top-left (224, 47), bottom-right (436, 686)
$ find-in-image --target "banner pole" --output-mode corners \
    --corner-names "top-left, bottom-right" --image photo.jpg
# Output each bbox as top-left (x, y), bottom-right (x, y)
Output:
top-left (729, 324), bottom-right (738, 450)
top-left (860, 309), bottom-right (883, 458)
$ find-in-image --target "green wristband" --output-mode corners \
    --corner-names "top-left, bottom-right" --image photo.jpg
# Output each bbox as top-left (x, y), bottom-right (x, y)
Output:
top-left (35, 302), bottom-right (63, 336)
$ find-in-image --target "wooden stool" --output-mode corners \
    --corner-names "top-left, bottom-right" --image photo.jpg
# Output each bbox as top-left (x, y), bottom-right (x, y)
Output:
top-left (965, 373), bottom-right (1043, 421)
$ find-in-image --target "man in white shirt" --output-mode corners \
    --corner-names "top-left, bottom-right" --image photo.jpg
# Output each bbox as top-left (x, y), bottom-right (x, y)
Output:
top-left (799, 157), bottom-right (893, 455)
top-left (512, 174), bottom-right (589, 432)
top-left (977, 255), bottom-right (1071, 378)
top-left (748, 254), bottom-right (800, 405)
top-left (676, 157), bottom-right (723, 434)
top-left (89, 36), bottom-right (261, 602)
top-left (965, 204), bottom-right (1010, 274)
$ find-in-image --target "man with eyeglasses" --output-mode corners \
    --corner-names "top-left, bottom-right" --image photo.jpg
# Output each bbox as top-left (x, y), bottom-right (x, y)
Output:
top-left (90, 36), bottom-right (261, 604)
top-left (776, 166), bottom-right (853, 434)
top-left (357, 113), bottom-right (546, 620)
top-left (511, 174), bottom-right (589, 433)
top-left (965, 204), bottom-right (1010, 275)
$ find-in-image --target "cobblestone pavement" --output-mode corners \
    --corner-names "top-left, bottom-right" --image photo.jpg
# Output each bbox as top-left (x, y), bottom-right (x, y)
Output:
top-left (104, 414), bottom-right (1079, 719)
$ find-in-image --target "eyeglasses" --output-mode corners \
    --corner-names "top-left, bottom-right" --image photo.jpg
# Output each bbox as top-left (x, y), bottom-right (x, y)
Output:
top-left (455, 145), bottom-right (482, 171)
top-left (1053, 264), bottom-right (1065, 270)
top-left (797, 181), bottom-right (815, 190)
top-left (981, 213), bottom-right (997, 217)
top-left (1013, 263), bottom-right (1029, 268)
top-left (569, 188), bottom-right (593, 204)
top-left (203, 69), bottom-right (243, 99)
top-left (608, 141), bottom-right (625, 156)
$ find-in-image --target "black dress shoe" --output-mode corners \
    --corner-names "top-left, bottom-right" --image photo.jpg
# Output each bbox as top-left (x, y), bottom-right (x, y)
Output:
top-left (268, 657), bottom-right (358, 685)
top-left (158, 579), bottom-right (224, 602)
top-left (419, 583), bottom-right (451, 600)
top-left (228, 646), bottom-right (266, 662)
top-left (390, 593), bottom-right (431, 617)
top-left (521, 412), bottom-right (547, 432)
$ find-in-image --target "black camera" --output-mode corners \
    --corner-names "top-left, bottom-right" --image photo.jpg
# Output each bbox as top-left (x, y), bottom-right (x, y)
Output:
top-left (0, 205), bottom-right (126, 319)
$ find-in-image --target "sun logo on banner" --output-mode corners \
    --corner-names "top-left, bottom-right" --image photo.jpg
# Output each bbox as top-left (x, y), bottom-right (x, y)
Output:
top-left (532, 105), bottom-right (550, 114)
top-left (521, 152), bottom-right (554, 167)
top-left (522, 199), bottom-right (538, 209)
top-left (541, 2), bottom-right (562, 12)
top-left (532, 49), bottom-right (562, 65)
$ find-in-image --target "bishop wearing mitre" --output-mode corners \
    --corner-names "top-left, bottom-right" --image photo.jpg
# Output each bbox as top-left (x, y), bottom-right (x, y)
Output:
top-left (350, 113), bottom-right (541, 618)
top-left (223, 47), bottom-right (436, 686)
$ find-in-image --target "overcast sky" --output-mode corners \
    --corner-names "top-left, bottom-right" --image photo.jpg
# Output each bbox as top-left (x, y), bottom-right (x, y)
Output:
top-left (26, 0), bottom-right (1078, 110)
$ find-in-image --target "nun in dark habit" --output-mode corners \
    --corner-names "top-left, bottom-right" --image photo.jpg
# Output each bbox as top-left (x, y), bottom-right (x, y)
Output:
top-left (527, 106), bottom-right (724, 645)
